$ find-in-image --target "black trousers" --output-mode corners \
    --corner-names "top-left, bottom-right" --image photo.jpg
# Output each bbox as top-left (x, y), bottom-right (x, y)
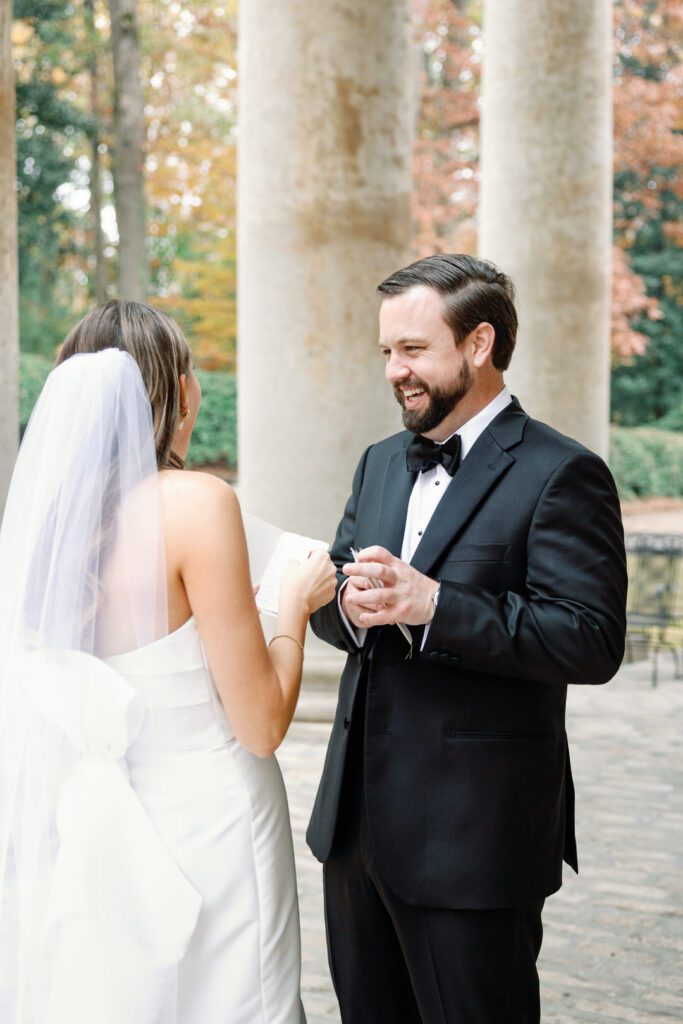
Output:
top-left (323, 679), bottom-right (544, 1024)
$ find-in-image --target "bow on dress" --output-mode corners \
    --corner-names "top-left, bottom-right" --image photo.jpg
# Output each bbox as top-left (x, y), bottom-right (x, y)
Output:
top-left (18, 647), bottom-right (202, 1024)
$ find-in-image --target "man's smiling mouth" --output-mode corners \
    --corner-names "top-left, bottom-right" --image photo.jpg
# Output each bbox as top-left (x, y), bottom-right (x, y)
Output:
top-left (400, 385), bottom-right (427, 406)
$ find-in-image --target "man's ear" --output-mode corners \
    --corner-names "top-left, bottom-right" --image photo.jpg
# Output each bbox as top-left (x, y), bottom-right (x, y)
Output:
top-left (471, 322), bottom-right (496, 368)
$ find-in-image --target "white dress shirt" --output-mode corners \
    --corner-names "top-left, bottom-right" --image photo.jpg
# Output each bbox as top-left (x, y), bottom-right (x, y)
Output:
top-left (341, 386), bottom-right (513, 646)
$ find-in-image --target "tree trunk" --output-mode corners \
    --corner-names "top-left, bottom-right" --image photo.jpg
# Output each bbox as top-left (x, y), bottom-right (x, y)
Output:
top-left (86, 0), bottom-right (106, 305)
top-left (0, 0), bottom-right (19, 510)
top-left (109, 0), bottom-right (146, 300)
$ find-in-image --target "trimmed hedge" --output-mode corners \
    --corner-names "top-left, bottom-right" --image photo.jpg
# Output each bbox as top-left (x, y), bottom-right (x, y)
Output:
top-left (609, 426), bottom-right (683, 500)
top-left (19, 354), bottom-right (236, 468)
top-left (186, 369), bottom-right (236, 468)
top-left (654, 405), bottom-right (683, 432)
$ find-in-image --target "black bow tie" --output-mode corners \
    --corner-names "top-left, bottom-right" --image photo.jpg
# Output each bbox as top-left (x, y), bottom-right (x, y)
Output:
top-left (405, 433), bottom-right (462, 475)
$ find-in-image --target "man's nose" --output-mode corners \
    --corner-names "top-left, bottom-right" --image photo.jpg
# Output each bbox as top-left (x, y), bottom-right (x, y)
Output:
top-left (385, 353), bottom-right (410, 383)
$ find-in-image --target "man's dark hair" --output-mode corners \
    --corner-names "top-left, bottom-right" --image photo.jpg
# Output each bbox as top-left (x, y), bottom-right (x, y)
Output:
top-left (377, 254), bottom-right (518, 371)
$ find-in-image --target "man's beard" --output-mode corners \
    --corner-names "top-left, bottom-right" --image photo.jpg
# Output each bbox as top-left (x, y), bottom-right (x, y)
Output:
top-left (395, 362), bottom-right (474, 434)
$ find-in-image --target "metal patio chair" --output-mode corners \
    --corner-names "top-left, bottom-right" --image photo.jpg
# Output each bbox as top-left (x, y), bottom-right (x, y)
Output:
top-left (625, 532), bottom-right (683, 687)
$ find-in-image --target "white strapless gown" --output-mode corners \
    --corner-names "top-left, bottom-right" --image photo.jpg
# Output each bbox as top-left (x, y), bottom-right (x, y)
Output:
top-left (38, 616), bottom-right (305, 1024)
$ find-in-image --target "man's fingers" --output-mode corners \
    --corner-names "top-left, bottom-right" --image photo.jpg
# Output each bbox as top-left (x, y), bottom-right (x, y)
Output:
top-left (356, 545), bottom-right (394, 564)
top-left (346, 575), bottom-right (373, 591)
top-left (348, 588), bottom-right (391, 611)
top-left (343, 561), bottom-right (394, 585)
top-left (358, 607), bottom-right (399, 627)
top-left (345, 581), bottom-right (388, 611)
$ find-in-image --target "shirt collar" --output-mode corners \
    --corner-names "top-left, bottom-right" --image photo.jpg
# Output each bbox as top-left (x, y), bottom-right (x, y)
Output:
top-left (437, 385), bottom-right (512, 462)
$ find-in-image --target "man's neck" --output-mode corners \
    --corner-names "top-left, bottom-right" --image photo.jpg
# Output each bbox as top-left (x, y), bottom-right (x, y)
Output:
top-left (424, 380), bottom-right (506, 442)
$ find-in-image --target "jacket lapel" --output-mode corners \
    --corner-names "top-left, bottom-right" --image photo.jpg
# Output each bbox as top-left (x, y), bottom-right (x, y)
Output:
top-left (410, 399), bottom-right (528, 576)
top-left (377, 441), bottom-right (416, 558)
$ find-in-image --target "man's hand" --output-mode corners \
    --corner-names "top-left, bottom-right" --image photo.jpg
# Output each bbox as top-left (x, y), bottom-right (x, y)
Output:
top-left (342, 546), bottom-right (439, 627)
top-left (340, 576), bottom-right (383, 630)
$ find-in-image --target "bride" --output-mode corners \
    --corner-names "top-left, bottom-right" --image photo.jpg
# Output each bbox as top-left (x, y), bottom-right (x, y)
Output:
top-left (0, 301), bottom-right (336, 1023)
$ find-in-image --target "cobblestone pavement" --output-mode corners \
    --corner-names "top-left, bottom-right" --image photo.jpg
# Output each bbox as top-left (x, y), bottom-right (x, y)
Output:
top-left (278, 657), bottom-right (683, 1024)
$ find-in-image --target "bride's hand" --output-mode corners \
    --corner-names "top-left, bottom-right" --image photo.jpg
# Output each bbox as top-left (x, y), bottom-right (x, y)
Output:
top-left (280, 551), bottom-right (337, 615)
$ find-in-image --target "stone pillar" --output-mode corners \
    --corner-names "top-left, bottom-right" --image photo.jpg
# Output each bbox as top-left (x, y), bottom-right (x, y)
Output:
top-left (237, 0), bottom-right (413, 543)
top-left (0, 0), bottom-right (19, 512)
top-left (478, 0), bottom-right (613, 457)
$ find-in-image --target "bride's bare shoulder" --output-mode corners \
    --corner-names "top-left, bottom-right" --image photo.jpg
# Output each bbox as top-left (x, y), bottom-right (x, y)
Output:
top-left (159, 468), bottom-right (235, 497)
top-left (160, 469), bottom-right (241, 531)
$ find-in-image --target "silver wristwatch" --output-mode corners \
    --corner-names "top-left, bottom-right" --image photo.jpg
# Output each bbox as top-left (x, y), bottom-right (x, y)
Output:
top-left (430, 582), bottom-right (441, 621)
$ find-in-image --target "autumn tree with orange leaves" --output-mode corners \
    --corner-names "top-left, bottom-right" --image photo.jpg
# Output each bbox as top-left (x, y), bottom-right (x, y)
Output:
top-left (142, 0), bottom-right (238, 369)
top-left (412, 0), bottom-right (481, 258)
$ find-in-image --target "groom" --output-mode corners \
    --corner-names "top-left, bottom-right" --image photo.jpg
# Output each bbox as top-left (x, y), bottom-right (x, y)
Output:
top-left (307, 254), bottom-right (627, 1022)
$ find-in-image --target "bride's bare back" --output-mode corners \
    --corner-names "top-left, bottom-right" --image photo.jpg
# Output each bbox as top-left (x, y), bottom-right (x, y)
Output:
top-left (160, 468), bottom-right (336, 755)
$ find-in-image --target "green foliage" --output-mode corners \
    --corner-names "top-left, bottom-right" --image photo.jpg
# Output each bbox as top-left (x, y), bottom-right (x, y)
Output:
top-left (19, 356), bottom-right (236, 468)
top-left (19, 352), bottom-right (52, 433)
top-left (609, 426), bottom-right (683, 500)
top-left (611, 240), bottom-right (683, 427)
top-left (185, 370), bottom-right (236, 468)
top-left (15, 3), bottom-right (93, 357)
top-left (655, 406), bottom-right (683, 432)
top-left (14, 0), bottom-right (70, 23)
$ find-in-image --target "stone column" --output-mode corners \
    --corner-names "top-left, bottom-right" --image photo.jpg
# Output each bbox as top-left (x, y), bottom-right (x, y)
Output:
top-left (238, 0), bottom-right (413, 543)
top-left (478, 0), bottom-right (613, 457)
top-left (0, 0), bottom-right (19, 511)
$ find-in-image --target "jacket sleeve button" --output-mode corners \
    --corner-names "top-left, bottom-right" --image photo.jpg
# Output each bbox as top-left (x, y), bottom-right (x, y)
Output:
top-left (343, 717), bottom-right (350, 730)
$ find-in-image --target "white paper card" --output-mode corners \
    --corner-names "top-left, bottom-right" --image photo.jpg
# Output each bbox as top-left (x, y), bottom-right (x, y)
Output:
top-left (242, 513), bottom-right (284, 585)
top-left (243, 513), bottom-right (329, 616)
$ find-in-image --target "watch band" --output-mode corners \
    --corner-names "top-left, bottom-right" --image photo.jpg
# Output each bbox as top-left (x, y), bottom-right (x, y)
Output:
top-left (430, 582), bottom-right (441, 621)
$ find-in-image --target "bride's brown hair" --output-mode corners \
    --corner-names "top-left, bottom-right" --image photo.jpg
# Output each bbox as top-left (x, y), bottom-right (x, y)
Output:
top-left (57, 300), bottom-right (192, 469)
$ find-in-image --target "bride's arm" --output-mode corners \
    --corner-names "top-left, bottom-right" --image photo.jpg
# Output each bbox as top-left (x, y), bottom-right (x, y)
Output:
top-left (168, 472), bottom-right (334, 757)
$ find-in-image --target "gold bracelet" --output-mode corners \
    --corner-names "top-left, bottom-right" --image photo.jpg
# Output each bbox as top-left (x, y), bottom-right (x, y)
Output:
top-left (268, 634), bottom-right (305, 655)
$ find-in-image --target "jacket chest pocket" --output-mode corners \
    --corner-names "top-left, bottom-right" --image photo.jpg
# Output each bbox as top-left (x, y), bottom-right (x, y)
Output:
top-left (438, 543), bottom-right (513, 586)
top-left (441, 543), bottom-right (510, 563)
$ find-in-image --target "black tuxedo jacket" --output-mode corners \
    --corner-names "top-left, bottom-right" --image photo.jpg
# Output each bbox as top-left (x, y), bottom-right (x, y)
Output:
top-left (306, 399), bottom-right (627, 910)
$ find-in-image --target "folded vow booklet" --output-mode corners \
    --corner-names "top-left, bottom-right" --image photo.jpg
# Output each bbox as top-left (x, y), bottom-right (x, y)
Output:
top-left (242, 513), bottom-right (329, 616)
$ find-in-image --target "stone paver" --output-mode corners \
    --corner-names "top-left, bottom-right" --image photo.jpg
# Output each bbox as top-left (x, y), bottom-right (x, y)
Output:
top-left (279, 656), bottom-right (683, 1023)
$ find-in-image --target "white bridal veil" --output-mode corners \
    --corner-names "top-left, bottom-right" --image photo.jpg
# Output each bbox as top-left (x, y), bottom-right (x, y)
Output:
top-left (0, 350), bottom-right (200, 1023)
